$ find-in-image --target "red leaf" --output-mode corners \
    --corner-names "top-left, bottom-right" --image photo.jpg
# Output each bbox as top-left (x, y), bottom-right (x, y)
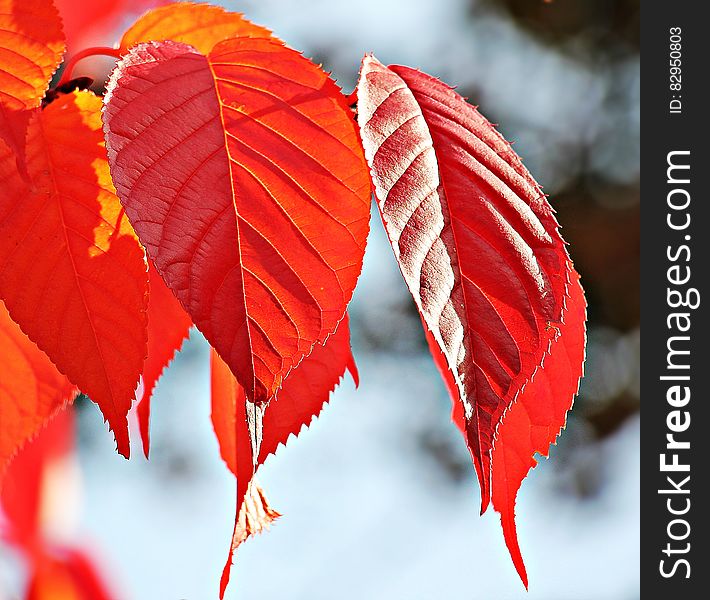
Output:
top-left (120, 6), bottom-right (276, 456)
top-left (491, 268), bottom-right (586, 587)
top-left (258, 315), bottom-right (358, 464)
top-left (0, 91), bottom-right (149, 458)
top-left (211, 316), bottom-right (356, 597)
top-left (1, 407), bottom-right (75, 552)
top-left (25, 547), bottom-right (117, 600)
top-left (136, 261), bottom-right (192, 457)
top-left (0, 302), bottom-right (76, 480)
top-left (120, 1), bottom-right (272, 55)
top-left (356, 55), bottom-right (586, 584)
top-left (104, 39), bottom-right (370, 405)
top-left (0, 0), bottom-right (65, 167)
top-left (2, 407), bottom-right (117, 600)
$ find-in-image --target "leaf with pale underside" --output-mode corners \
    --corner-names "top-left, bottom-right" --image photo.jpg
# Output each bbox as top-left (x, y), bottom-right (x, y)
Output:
top-left (356, 54), bottom-right (586, 586)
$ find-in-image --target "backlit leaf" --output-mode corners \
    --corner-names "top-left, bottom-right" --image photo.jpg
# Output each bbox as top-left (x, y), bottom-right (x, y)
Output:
top-left (491, 268), bottom-right (586, 587)
top-left (211, 315), bottom-right (357, 472)
top-left (258, 315), bottom-right (358, 464)
top-left (0, 0), bottom-right (65, 164)
top-left (120, 1), bottom-right (272, 55)
top-left (0, 90), bottom-right (149, 457)
top-left (0, 302), bottom-right (76, 479)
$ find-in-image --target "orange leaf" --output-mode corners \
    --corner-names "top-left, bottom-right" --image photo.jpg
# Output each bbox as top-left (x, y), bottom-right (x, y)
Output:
top-left (0, 303), bottom-right (76, 481)
top-left (104, 39), bottom-right (370, 405)
top-left (0, 0), bottom-right (64, 107)
top-left (0, 0), bottom-right (65, 165)
top-left (136, 261), bottom-right (192, 457)
top-left (119, 1), bottom-right (272, 55)
top-left (0, 91), bottom-right (149, 458)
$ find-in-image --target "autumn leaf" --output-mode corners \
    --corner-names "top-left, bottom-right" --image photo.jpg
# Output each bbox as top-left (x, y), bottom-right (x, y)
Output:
top-left (491, 268), bottom-right (586, 587)
top-left (0, 302), bottom-right (76, 480)
top-left (103, 39), bottom-right (371, 406)
top-left (0, 0), bottom-right (64, 107)
top-left (0, 90), bottom-right (149, 458)
top-left (25, 548), bottom-right (117, 600)
top-left (356, 55), bottom-right (586, 585)
top-left (2, 407), bottom-right (117, 599)
top-left (211, 315), bottom-right (356, 597)
top-left (0, 0), bottom-right (65, 167)
top-left (2, 408), bottom-right (76, 554)
top-left (136, 262), bottom-right (192, 457)
top-left (120, 1), bottom-right (272, 55)
top-left (257, 314), bottom-right (358, 464)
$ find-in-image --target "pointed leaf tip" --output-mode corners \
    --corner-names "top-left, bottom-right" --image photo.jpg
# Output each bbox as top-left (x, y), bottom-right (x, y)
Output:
top-left (219, 479), bottom-right (280, 599)
top-left (136, 262), bottom-right (192, 458)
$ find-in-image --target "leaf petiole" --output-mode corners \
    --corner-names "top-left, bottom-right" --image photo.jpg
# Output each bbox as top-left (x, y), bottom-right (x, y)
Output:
top-left (56, 46), bottom-right (122, 88)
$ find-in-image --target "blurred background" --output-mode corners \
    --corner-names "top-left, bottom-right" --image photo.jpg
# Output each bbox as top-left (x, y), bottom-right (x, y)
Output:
top-left (0, 0), bottom-right (640, 598)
